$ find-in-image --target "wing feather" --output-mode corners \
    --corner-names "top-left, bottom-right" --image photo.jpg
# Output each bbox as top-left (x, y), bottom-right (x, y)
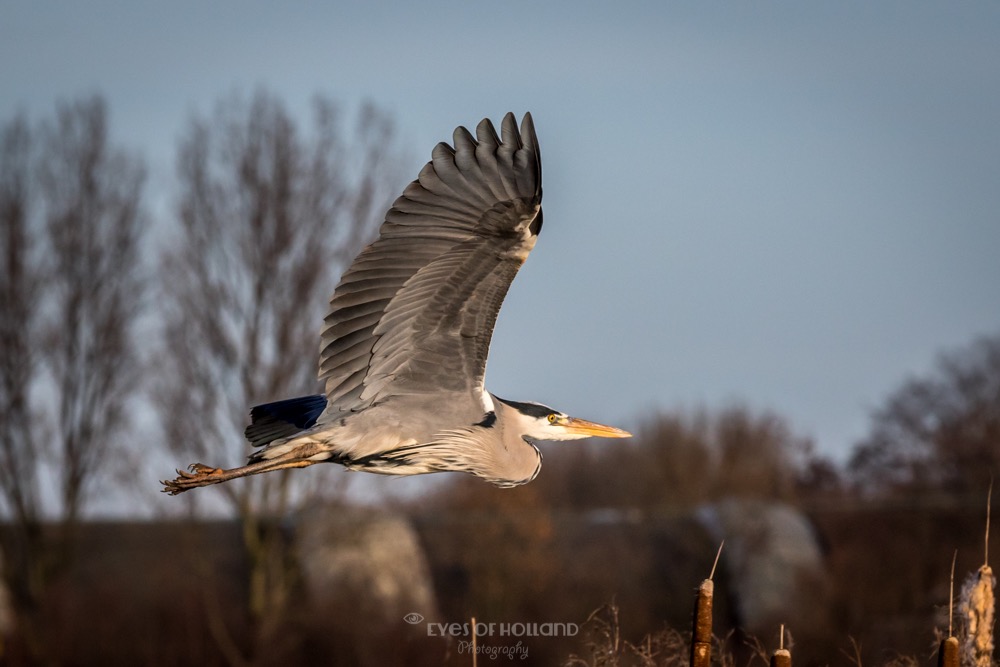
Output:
top-left (319, 113), bottom-right (542, 414)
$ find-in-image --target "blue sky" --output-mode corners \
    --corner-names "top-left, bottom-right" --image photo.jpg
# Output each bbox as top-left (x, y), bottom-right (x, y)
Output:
top-left (3, 1), bottom-right (999, 465)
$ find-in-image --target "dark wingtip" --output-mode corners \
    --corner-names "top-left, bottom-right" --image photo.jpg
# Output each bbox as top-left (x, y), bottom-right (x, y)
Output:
top-left (519, 112), bottom-right (540, 190)
top-left (476, 117), bottom-right (501, 148)
top-left (520, 112), bottom-right (536, 145)
top-left (500, 112), bottom-right (519, 148)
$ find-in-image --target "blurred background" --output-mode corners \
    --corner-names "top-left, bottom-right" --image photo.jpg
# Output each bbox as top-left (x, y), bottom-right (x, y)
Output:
top-left (1, 2), bottom-right (998, 665)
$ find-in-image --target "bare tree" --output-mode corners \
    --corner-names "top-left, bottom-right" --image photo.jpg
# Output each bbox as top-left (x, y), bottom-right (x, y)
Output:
top-left (158, 89), bottom-right (402, 663)
top-left (0, 114), bottom-right (39, 519)
top-left (849, 333), bottom-right (1000, 498)
top-left (0, 95), bottom-right (148, 659)
top-left (0, 113), bottom-right (47, 636)
top-left (37, 96), bottom-right (148, 526)
top-left (711, 405), bottom-right (811, 501)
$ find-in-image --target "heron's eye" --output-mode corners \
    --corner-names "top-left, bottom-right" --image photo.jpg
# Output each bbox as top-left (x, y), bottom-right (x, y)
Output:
top-left (547, 414), bottom-right (558, 424)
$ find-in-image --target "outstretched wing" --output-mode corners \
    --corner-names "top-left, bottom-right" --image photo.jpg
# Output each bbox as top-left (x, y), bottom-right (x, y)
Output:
top-left (318, 112), bottom-right (542, 415)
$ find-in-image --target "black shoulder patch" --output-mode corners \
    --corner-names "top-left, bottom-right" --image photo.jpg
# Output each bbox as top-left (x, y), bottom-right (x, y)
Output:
top-left (475, 411), bottom-right (497, 428)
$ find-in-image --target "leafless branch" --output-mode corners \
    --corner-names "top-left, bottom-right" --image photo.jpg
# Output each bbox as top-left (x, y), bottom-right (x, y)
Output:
top-left (157, 88), bottom-right (404, 663)
top-left (37, 95), bottom-right (148, 525)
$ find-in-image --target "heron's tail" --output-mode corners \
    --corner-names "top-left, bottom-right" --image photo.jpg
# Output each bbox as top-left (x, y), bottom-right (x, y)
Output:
top-left (244, 394), bottom-right (327, 448)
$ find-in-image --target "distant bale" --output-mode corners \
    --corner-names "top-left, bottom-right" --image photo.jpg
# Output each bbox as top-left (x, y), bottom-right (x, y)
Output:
top-left (698, 499), bottom-right (830, 637)
top-left (296, 507), bottom-right (439, 625)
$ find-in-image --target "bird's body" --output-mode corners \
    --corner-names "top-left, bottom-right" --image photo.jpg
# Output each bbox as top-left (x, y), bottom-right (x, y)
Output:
top-left (163, 113), bottom-right (629, 495)
top-left (243, 393), bottom-right (545, 486)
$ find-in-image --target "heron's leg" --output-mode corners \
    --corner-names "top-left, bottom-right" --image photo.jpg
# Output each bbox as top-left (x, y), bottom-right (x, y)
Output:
top-left (161, 457), bottom-right (317, 495)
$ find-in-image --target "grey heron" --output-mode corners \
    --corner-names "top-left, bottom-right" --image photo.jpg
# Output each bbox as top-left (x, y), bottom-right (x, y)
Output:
top-left (162, 112), bottom-right (630, 495)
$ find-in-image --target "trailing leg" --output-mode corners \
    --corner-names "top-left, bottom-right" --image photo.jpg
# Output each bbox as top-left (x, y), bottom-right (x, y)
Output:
top-left (160, 456), bottom-right (318, 495)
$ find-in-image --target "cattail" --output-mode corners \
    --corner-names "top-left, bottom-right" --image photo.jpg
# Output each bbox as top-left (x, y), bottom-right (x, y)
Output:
top-left (958, 485), bottom-right (995, 667)
top-left (938, 636), bottom-right (959, 667)
top-left (959, 565), bottom-right (995, 667)
top-left (770, 625), bottom-right (791, 667)
top-left (690, 541), bottom-right (723, 667)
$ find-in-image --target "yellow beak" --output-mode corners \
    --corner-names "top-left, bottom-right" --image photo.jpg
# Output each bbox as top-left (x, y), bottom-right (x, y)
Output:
top-left (563, 416), bottom-right (632, 439)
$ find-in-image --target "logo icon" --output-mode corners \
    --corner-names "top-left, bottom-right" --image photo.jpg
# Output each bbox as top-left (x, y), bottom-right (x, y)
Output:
top-left (403, 612), bottom-right (424, 625)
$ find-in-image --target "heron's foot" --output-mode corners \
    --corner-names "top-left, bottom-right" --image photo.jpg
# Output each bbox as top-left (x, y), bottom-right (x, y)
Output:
top-left (161, 463), bottom-right (226, 495)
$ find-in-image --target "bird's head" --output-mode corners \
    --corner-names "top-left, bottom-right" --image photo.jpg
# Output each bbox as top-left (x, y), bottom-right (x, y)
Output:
top-left (496, 397), bottom-right (632, 442)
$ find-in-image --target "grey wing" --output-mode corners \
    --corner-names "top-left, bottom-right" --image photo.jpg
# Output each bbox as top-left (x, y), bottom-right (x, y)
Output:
top-left (318, 112), bottom-right (542, 416)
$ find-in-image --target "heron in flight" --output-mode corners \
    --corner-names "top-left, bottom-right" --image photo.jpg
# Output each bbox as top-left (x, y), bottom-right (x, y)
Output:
top-left (163, 112), bottom-right (630, 495)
